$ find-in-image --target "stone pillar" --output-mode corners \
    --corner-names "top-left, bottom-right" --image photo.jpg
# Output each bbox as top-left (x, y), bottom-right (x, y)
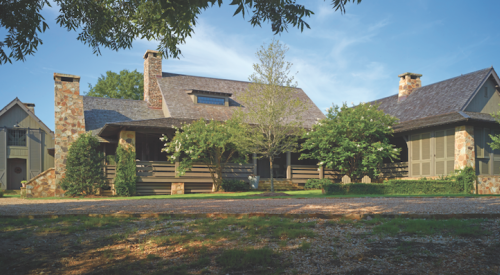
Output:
top-left (455, 125), bottom-right (475, 170)
top-left (119, 130), bottom-right (136, 148)
top-left (143, 50), bottom-right (163, 109)
top-left (54, 73), bottom-right (86, 185)
top-left (286, 151), bottom-right (292, 179)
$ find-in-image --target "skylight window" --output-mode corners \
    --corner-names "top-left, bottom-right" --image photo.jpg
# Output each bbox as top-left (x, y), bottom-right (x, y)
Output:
top-left (197, 96), bottom-right (225, 105)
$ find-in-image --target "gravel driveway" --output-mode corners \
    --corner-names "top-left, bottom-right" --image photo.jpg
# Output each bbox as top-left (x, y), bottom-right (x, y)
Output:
top-left (2, 197), bottom-right (500, 217)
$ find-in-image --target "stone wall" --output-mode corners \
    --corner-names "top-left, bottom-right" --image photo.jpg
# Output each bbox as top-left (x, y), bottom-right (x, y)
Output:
top-left (23, 168), bottom-right (64, 198)
top-left (54, 73), bottom-right (86, 186)
top-left (455, 125), bottom-right (475, 170)
top-left (143, 50), bottom-right (163, 109)
top-left (477, 176), bottom-right (500, 194)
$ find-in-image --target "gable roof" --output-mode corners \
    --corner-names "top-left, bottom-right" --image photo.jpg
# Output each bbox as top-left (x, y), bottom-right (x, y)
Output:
top-left (374, 67), bottom-right (496, 123)
top-left (0, 98), bottom-right (54, 138)
top-left (83, 96), bottom-right (164, 134)
top-left (157, 73), bottom-right (325, 129)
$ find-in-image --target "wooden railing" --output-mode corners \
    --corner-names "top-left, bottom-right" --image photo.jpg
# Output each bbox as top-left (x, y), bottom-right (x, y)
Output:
top-left (105, 161), bottom-right (254, 195)
top-left (291, 162), bottom-right (409, 184)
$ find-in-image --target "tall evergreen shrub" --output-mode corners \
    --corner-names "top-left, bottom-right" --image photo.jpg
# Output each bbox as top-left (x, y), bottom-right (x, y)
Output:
top-left (60, 133), bottom-right (107, 195)
top-left (114, 143), bottom-right (137, 196)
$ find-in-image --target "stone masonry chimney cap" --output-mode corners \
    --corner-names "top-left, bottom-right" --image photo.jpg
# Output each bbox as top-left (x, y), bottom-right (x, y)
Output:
top-left (143, 50), bottom-right (160, 59)
top-left (54, 73), bottom-right (80, 80)
top-left (398, 72), bottom-right (423, 78)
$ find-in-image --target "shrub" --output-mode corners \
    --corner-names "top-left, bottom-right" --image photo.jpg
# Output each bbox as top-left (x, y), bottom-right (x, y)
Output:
top-left (114, 143), bottom-right (136, 196)
top-left (0, 189), bottom-right (4, 198)
top-left (60, 133), bottom-right (108, 196)
top-left (305, 178), bottom-right (332, 190)
top-left (322, 179), bottom-right (464, 195)
top-left (451, 166), bottom-right (476, 194)
top-left (106, 155), bottom-right (116, 165)
top-left (221, 179), bottom-right (249, 192)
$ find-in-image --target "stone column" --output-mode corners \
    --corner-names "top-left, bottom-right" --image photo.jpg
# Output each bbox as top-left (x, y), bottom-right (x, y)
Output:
top-left (54, 73), bottom-right (86, 185)
top-left (119, 130), bottom-right (136, 148)
top-left (454, 125), bottom-right (475, 170)
top-left (286, 151), bottom-right (292, 179)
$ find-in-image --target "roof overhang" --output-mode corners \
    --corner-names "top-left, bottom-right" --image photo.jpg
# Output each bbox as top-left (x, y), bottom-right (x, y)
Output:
top-left (97, 118), bottom-right (199, 138)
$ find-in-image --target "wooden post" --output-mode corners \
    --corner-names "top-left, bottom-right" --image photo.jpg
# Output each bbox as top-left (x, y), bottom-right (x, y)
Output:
top-left (286, 151), bottom-right (292, 179)
top-left (319, 166), bottom-right (324, 179)
top-left (253, 153), bottom-right (257, 175)
top-left (175, 161), bottom-right (180, 178)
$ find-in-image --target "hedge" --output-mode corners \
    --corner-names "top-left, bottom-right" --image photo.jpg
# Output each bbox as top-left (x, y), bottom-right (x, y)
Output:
top-left (322, 179), bottom-right (465, 195)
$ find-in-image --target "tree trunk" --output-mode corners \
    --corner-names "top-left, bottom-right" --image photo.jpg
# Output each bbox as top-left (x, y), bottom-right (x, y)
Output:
top-left (270, 157), bottom-right (274, 193)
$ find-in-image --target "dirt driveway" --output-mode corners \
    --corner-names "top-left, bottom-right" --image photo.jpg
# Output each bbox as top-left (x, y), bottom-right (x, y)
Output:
top-left (1, 197), bottom-right (500, 217)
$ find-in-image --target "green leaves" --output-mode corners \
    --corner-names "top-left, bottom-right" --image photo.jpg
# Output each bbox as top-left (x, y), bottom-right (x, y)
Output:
top-left (301, 102), bottom-right (400, 178)
top-left (59, 132), bottom-right (108, 196)
top-left (85, 69), bottom-right (144, 100)
top-left (1, 0), bottom-right (361, 64)
top-left (161, 118), bottom-right (249, 191)
top-left (114, 143), bottom-right (137, 196)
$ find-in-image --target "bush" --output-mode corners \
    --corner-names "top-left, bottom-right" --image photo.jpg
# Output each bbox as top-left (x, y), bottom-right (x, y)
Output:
top-left (0, 189), bottom-right (4, 198)
top-left (322, 179), bottom-right (464, 195)
top-left (114, 143), bottom-right (136, 196)
top-left (60, 133), bottom-right (108, 196)
top-left (106, 155), bottom-right (116, 165)
top-left (451, 166), bottom-right (476, 194)
top-left (305, 178), bottom-right (332, 190)
top-left (221, 179), bottom-right (249, 192)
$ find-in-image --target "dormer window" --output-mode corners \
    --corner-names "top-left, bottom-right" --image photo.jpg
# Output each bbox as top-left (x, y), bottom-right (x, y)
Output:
top-left (197, 96), bottom-right (225, 105)
top-left (186, 89), bottom-right (232, 107)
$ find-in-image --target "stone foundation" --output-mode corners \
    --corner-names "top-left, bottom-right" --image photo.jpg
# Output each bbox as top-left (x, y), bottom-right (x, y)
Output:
top-left (23, 168), bottom-right (64, 198)
top-left (477, 176), bottom-right (500, 194)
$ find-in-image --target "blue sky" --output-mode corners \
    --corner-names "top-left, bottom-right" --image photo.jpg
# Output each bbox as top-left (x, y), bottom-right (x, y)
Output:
top-left (1, 0), bottom-right (500, 130)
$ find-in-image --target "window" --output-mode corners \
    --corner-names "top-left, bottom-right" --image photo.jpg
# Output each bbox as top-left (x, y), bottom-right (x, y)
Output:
top-left (7, 129), bottom-right (26, 146)
top-left (197, 96), bottom-right (225, 105)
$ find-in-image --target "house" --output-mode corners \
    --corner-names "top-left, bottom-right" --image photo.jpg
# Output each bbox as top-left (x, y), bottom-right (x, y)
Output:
top-left (48, 50), bottom-right (325, 196)
top-left (0, 98), bottom-right (54, 190)
top-left (371, 68), bottom-right (500, 194)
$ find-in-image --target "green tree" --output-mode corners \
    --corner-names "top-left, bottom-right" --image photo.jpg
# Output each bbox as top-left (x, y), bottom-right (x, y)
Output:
top-left (60, 132), bottom-right (108, 196)
top-left (300, 102), bottom-right (400, 179)
top-left (234, 39), bottom-right (307, 192)
top-left (0, 0), bottom-right (362, 64)
top-left (160, 119), bottom-right (249, 191)
top-left (85, 70), bottom-right (143, 100)
top-left (114, 143), bottom-right (137, 196)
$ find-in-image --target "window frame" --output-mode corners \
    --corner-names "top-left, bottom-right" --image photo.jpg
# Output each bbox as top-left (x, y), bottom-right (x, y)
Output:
top-left (7, 128), bottom-right (27, 147)
top-left (196, 96), bottom-right (226, 106)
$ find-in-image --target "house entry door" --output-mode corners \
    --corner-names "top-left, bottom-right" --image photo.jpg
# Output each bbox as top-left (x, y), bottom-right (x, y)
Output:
top-left (7, 159), bottom-right (26, 190)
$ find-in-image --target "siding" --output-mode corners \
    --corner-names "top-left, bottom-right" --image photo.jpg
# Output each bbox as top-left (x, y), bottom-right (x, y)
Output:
top-left (0, 104), bottom-right (54, 175)
top-left (0, 128), bottom-right (6, 189)
top-left (465, 77), bottom-right (500, 114)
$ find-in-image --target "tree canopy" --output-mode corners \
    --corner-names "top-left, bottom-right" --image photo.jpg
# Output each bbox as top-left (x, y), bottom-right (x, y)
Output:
top-left (0, 0), bottom-right (362, 64)
top-left (85, 69), bottom-right (143, 100)
top-left (300, 102), bottom-right (400, 178)
top-left (234, 39), bottom-right (306, 192)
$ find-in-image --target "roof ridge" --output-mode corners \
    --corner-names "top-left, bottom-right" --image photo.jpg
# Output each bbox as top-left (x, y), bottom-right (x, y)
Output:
top-left (417, 67), bottom-right (491, 90)
top-left (82, 96), bottom-right (145, 103)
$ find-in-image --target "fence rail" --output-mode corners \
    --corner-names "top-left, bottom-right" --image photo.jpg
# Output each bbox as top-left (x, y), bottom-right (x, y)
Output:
top-left (291, 162), bottom-right (409, 184)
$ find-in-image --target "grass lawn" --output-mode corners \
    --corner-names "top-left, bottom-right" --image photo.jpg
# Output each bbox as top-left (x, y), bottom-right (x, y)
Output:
top-left (23, 189), bottom-right (500, 200)
top-left (1, 215), bottom-right (499, 274)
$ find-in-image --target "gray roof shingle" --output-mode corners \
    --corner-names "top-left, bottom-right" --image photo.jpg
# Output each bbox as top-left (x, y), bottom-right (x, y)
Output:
top-left (83, 97), bottom-right (164, 134)
top-left (157, 73), bottom-right (325, 129)
top-left (374, 68), bottom-right (493, 123)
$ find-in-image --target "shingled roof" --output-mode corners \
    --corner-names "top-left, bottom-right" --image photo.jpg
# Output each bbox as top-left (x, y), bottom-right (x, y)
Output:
top-left (83, 97), bottom-right (164, 134)
top-left (374, 67), bottom-right (496, 123)
top-left (157, 73), bottom-right (325, 129)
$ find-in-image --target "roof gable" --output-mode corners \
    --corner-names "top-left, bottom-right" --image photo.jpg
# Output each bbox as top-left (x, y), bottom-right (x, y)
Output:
top-left (374, 68), bottom-right (493, 122)
top-left (0, 98), bottom-right (54, 138)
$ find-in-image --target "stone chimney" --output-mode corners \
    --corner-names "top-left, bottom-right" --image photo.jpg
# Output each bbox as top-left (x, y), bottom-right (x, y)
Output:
top-left (23, 103), bottom-right (35, 114)
top-left (53, 73), bottom-right (86, 185)
top-left (144, 50), bottom-right (163, 109)
top-left (398, 72), bottom-right (422, 102)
